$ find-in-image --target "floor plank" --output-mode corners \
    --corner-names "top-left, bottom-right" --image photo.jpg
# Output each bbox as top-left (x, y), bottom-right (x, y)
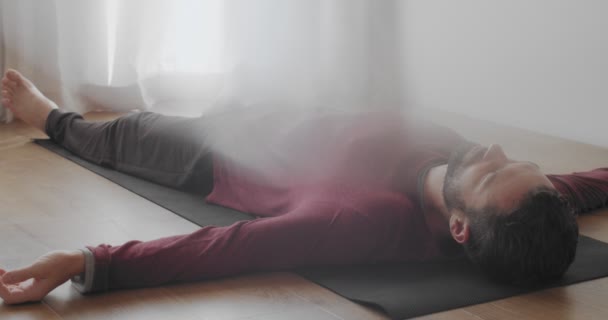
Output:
top-left (0, 302), bottom-right (63, 320)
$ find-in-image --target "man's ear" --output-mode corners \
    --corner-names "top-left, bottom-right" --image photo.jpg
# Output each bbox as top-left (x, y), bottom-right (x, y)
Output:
top-left (449, 211), bottom-right (470, 244)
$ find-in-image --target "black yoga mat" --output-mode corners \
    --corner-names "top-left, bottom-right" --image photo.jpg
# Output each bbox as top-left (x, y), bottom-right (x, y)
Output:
top-left (36, 139), bottom-right (608, 319)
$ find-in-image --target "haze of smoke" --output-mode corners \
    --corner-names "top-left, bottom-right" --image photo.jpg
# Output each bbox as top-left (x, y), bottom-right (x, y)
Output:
top-left (200, 105), bottom-right (411, 187)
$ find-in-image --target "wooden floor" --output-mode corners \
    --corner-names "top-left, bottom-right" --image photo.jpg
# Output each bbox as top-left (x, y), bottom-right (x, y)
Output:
top-left (1, 109), bottom-right (608, 320)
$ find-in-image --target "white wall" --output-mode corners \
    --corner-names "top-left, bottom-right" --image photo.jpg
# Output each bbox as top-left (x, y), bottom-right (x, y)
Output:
top-left (400, 1), bottom-right (608, 148)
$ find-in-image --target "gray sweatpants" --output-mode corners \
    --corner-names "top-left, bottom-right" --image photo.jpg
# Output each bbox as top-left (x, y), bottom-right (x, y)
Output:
top-left (44, 110), bottom-right (214, 195)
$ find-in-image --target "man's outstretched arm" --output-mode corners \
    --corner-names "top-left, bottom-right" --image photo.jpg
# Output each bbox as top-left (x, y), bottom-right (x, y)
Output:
top-left (547, 168), bottom-right (608, 214)
top-left (1, 198), bottom-right (411, 304)
top-left (81, 200), bottom-right (407, 292)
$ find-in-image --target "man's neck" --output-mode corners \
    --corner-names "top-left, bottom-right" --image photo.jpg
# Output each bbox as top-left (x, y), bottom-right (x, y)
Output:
top-left (422, 164), bottom-right (451, 237)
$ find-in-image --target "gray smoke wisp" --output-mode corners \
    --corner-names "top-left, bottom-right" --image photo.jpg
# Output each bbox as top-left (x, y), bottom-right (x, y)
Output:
top-left (199, 105), bottom-right (410, 188)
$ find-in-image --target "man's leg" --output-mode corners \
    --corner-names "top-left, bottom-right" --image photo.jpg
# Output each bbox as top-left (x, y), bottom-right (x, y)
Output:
top-left (46, 110), bottom-right (214, 194)
top-left (2, 69), bottom-right (213, 194)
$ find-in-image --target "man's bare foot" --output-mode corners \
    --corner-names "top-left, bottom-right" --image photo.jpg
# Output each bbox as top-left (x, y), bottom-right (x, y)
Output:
top-left (1, 69), bottom-right (58, 131)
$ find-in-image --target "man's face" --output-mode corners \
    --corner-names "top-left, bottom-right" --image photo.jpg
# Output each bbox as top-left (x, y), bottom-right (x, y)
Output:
top-left (443, 142), bottom-right (555, 214)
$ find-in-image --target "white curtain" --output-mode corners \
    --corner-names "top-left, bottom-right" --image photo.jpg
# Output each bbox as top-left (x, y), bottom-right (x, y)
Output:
top-left (0, 0), bottom-right (404, 122)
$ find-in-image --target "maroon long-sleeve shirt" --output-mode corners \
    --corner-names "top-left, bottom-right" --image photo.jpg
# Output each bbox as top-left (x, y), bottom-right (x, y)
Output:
top-left (73, 113), bottom-right (608, 292)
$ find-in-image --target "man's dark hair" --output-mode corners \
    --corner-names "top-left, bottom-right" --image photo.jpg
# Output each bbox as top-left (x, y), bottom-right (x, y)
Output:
top-left (463, 186), bottom-right (579, 285)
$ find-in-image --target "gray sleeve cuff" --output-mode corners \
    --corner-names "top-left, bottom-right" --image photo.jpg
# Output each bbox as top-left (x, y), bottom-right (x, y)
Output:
top-left (70, 248), bottom-right (96, 293)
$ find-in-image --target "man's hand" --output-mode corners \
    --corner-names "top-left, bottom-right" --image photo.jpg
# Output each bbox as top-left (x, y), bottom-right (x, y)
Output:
top-left (0, 250), bottom-right (85, 304)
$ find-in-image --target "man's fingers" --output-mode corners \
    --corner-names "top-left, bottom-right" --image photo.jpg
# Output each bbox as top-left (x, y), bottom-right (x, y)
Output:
top-left (0, 282), bottom-right (24, 304)
top-left (0, 282), bottom-right (35, 305)
top-left (1, 267), bottom-right (35, 285)
top-left (0, 282), bottom-right (14, 303)
top-left (0, 279), bottom-right (55, 304)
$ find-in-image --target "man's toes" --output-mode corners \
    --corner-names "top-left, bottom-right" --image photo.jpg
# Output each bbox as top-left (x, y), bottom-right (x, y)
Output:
top-left (5, 70), bottom-right (23, 84)
top-left (2, 78), bottom-right (17, 90)
top-left (2, 98), bottom-right (13, 109)
top-left (1, 89), bottom-right (11, 98)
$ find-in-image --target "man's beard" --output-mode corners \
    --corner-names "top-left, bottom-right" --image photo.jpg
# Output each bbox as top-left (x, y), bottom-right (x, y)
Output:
top-left (443, 141), bottom-right (484, 212)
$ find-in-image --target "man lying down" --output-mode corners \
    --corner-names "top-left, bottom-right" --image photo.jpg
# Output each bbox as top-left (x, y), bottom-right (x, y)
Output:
top-left (1, 69), bottom-right (607, 304)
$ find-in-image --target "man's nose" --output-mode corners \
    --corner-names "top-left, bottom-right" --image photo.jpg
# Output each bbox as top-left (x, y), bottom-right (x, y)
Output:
top-left (483, 144), bottom-right (508, 162)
